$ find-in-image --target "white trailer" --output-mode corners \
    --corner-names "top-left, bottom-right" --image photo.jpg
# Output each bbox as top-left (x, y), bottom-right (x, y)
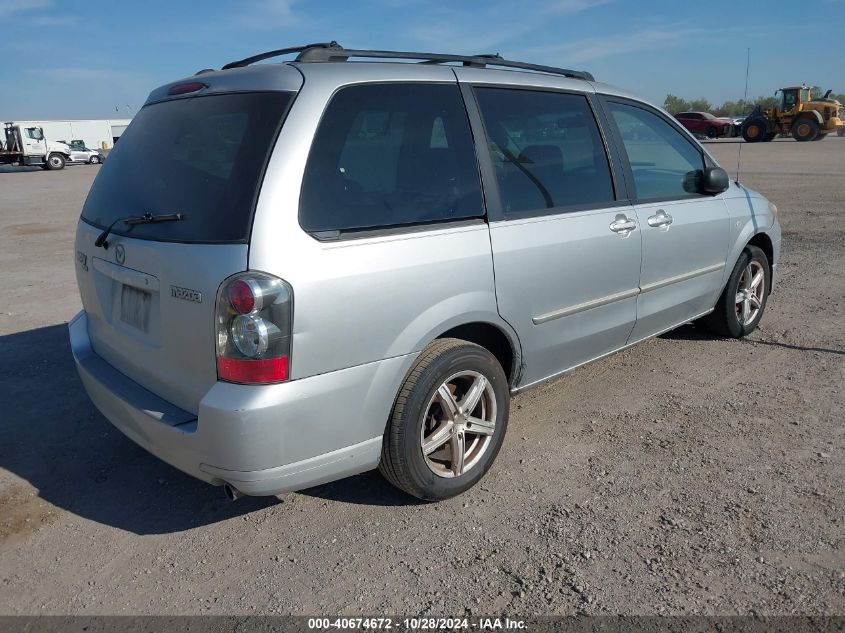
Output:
top-left (11, 119), bottom-right (132, 152)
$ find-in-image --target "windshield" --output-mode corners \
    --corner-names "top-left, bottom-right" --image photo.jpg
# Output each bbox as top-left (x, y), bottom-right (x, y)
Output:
top-left (81, 91), bottom-right (294, 243)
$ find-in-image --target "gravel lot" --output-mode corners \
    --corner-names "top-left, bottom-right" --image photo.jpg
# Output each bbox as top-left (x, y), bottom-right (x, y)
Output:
top-left (0, 138), bottom-right (843, 616)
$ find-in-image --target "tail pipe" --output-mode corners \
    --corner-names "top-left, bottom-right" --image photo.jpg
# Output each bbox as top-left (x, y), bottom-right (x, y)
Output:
top-left (223, 483), bottom-right (244, 501)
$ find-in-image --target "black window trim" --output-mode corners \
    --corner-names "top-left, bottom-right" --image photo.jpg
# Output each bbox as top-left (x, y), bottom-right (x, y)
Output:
top-left (79, 89), bottom-right (298, 245)
top-left (308, 217), bottom-right (488, 242)
top-left (596, 94), bottom-right (713, 205)
top-left (460, 82), bottom-right (629, 223)
top-left (297, 79), bottom-right (488, 242)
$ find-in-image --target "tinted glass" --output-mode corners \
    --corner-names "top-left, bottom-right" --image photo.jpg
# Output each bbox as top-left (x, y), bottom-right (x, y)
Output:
top-left (608, 102), bottom-right (704, 200)
top-left (781, 91), bottom-right (796, 110)
top-left (299, 83), bottom-right (483, 233)
top-left (474, 88), bottom-right (614, 215)
top-left (82, 92), bottom-right (293, 243)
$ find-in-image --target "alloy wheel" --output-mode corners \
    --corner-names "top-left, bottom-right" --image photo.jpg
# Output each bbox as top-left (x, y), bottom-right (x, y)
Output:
top-left (420, 371), bottom-right (497, 478)
top-left (735, 260), bottom-right (765, 325)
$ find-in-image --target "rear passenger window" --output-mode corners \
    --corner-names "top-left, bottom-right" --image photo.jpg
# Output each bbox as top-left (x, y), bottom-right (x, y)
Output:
top-left (299, 83), bottom-right (483, 234)
top-left (474, 88), bottom-right (615, 216)
top-left (607, 102), bottom-right (705, 201)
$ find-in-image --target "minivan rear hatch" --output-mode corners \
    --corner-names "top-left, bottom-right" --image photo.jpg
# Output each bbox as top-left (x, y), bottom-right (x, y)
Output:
top-left (75, 85), bottom-right (297, 414)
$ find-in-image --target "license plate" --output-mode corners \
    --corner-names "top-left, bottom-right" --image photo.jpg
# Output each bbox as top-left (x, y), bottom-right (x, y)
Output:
top-left (120, 285), bottom-right (151, 332)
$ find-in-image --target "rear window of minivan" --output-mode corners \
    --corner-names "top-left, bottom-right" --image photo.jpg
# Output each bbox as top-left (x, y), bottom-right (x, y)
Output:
top-left (81, 92), bottom-right (293, 243)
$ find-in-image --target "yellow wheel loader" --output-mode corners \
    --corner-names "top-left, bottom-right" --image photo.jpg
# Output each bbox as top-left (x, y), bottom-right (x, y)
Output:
top-left (742, 86), bottom-right (844, 142)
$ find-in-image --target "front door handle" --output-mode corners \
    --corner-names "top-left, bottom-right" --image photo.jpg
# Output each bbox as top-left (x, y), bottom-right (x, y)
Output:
top-left (609, 214), bottom-right (637, 235)
top-left (647, 209), bottom-right (674, 228)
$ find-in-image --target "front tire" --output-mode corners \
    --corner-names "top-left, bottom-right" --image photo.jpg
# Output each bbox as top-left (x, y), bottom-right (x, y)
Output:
top-left (792, 118), bottom-right (819, 142)
top-left (89, 155), bottom-right (101, 164)
top-left (702, 245), bottom-right (770, 338)
top-left (742, 118), bottom-right (768, 142)
top-left (45, 153), bottom-right (66, 170)
top-left (707, 126), bottom-right (718, 139)
top-left (380, 338), bottom-right (509, 501)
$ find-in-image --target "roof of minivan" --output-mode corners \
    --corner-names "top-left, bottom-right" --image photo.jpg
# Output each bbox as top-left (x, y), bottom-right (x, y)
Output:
top-left (147, 59), bottom-right (658, 113)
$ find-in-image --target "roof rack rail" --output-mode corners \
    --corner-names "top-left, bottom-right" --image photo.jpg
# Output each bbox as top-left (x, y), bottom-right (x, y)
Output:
top-left (221, 41), bottom-right (595, 81)
top-left (221, 42), bottom-right (340, 70)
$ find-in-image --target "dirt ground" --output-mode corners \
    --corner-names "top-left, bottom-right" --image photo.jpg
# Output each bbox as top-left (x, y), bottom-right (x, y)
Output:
top-left (0, 138), bottom-right (843, 616)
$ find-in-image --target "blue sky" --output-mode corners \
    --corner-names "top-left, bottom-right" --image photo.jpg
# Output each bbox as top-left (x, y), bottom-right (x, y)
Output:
top-left (1, 0), bottom-right (842, 120)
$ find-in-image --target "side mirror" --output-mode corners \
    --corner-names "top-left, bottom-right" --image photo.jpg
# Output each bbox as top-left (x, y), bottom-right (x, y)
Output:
top-left (700, 167), bottom-right (729, 195)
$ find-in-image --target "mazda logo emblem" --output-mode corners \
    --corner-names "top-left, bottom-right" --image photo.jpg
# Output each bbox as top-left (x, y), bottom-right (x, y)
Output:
top-left (115, 243), bottom-right (125, 265)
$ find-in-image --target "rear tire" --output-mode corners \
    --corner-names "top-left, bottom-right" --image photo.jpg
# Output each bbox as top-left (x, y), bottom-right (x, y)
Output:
top-left (810, 133), bottom-right (827, 141)
top-left (702, 245), bottom-right (770, 338)
top-left (45, 153), bottom-right (66, 170)
top-left (379, 338), bottom-right (509, 501)
top-left (742, 118), bottom-right (768, 142)
top-left (792, 118), bottom-right (819, 142)
top-left (838, 127), bottom-right (845, 137)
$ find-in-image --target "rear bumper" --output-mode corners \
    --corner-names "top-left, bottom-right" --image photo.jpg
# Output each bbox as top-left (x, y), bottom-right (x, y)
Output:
top-left (69, 311), bottom-right (416, 496)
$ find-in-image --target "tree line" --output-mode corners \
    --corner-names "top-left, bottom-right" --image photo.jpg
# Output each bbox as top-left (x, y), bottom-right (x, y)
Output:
top-left (664, 90), bottom-right (845, 117)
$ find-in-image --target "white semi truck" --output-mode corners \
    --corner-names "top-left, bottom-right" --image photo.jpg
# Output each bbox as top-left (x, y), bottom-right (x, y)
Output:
top-left (1, 122), bottom-right (72, 170)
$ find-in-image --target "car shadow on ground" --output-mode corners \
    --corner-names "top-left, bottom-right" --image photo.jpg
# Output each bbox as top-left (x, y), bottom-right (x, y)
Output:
top-left (298, 471), bottom-right (421, 507)
top-left (0, 324), bottom-right (282, 535)
top-left (0, 324), bottom-right (418, 535)
top-left (663, 322), bottom-right (844, 355)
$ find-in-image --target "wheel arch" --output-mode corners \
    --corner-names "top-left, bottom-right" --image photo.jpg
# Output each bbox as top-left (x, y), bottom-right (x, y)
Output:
top-left (376, 315), bottom-right (522, 444)
top-left (718, 228), bottom-right (775, 300)
top-left (795, 110), bottom-right (824, 125)
top-left (746, 232), bottom-right (774, 292)
top-left (434, 321), bottom-right (523, 387)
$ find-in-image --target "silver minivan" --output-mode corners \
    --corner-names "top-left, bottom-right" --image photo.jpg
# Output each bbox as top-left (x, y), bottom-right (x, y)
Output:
top-left (70, 43), bottom-right (781, 501)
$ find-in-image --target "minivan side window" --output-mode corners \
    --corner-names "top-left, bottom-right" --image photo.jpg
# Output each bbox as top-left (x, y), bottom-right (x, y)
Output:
top-left (474, 88), bottom-right (615, 216)
top-left (607, 101), bottom-right (705, 201)
top-left (299, 83), bottom-right (483, 234)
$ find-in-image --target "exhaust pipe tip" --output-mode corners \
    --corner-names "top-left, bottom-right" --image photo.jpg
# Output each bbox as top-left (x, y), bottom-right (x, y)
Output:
top-left (222, 483), bottom-right (244, 501)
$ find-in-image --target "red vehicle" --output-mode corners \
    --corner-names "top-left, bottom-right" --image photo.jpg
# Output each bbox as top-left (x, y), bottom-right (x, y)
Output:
top-left (674, 111), bottom-right (733, 138)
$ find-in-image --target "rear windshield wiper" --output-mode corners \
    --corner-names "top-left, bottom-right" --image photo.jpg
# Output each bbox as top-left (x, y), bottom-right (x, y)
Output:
top-left (94, 212), bottom-right (184, 249)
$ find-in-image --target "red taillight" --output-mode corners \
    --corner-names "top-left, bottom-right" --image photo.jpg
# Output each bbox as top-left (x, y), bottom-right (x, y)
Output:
top-left (168, 82), bottom-right (206, 95)
top-left (216, 272), bottom-right (293, 385)
top-left (217, 357), bottom-right (288, 383)
top-left (228, 279), bottom-right (255, 314)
